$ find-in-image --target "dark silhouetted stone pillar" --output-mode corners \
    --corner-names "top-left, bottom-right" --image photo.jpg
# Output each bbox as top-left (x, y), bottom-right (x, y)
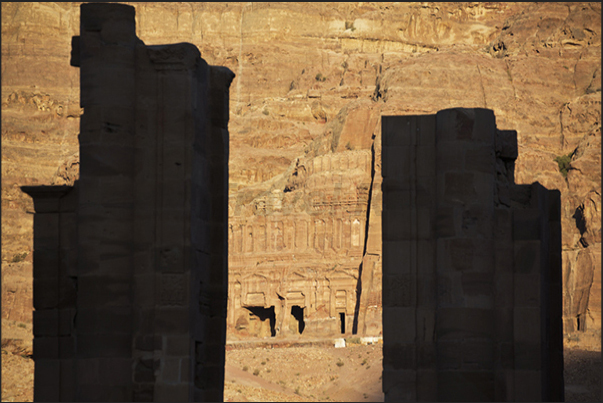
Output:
top-left (23, 2), bottom-right (234, 401)
top-left (381, 109), bottom-right (563, 402)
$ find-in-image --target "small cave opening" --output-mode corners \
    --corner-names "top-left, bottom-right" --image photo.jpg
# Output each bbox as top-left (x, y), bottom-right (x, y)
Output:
top-left (245, 306), bottom-right (276, 337)
top-left (339, 312), bottom-right (346, 334)
top-left (291, 305), bottom-right (305, 334)
top-left (577, 313), bottom-right (586, 332)
top-left (572, 206), bottom-right (589, 247)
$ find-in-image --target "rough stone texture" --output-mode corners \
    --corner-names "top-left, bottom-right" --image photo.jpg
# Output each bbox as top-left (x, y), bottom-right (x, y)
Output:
top-left (21, 3), bottom-right (233, 401)
top-left (381, 109), bottom-right (564, 402)
top-left (2, 2), bottom-right (601, 346)
top-left (227, 148), bottom-right (377, 338)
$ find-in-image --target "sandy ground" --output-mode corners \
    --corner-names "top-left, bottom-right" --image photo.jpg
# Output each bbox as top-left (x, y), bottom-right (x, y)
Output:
top-left (1, 319), bottom-right (34, 402)
top-left (224, 342), bottom-right (384, 402)
top-left (1, 319), bottom-right (600, 402)
top-left (563, 346), bottom-right (602, 402)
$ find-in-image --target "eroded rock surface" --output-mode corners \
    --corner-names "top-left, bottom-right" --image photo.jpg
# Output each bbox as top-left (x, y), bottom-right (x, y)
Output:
top-left (2, 2), bottom-right (601, 346)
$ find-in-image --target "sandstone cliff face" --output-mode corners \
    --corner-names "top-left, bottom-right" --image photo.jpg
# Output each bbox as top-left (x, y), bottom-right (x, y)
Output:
top-left (2, 2), bottom-right (600, 345)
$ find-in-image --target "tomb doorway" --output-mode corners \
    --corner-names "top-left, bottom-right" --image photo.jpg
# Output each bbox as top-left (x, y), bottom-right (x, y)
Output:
top-left (290, 305), bottom-right (306, 335)
top-left (339, 312), bottom-right (346, 334)
top-left (244, 306), bottom-right (276, 337)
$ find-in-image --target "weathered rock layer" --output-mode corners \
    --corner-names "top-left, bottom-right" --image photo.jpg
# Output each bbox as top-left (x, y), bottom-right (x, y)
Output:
top-left (2, 2), bottom-right (600, 346)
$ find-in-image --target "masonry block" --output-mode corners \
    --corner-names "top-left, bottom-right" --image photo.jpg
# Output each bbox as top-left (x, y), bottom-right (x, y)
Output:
top-left (384, 308), bottom-right (416, 343)
top-left (472, 108), bottom-right (496, 143)
top-left (155, 307), bottom-right (190, 334)
top-left (382, 116), bottom-right (415, 147)
top-left (194, 364), bottom-right (226, 391)
top-left (417, 208), bottom-right (432, 239)
top-left (59, 359), bottom-right (76, 401)
top-left (435, 206), bottom-right (457, 238)
top-left (382, 145), bottom-right (411, 178)
top-left (514, 342), bottom-right (542, 370)
top-left (99, 357), bottom-right (133, 385)
top-left (77, 276), bottom-right (131, 307)
top-left (384, 382), bottom-right (417, 402)
top-left (382, 368), bottom-right (417, 392)
top-left (436, 108), bottom-right (473, 142)
top-left (34, 360), bottom-right (60, 402)
top-left (461, 340), bottom-right (494, 370)
top-left (495, 130), bottom-right (518, 159)
top-left (77, 384), bottom-right (130, 402)
top-left (497, 342), bottom-right (515, 370)
top-left (154, 384), bottom-right (189, 402)
top-left (465, 144), bottom-right (495, 174)
top-left (165, 335), bottom-right (192, 356)
top-left (443, 172), bottom-right (477, 203)
top-left (513, 307), bottom-right (541, 343)
top-left (134, 359), bottom-right (156, 383)
top-left (33, 278), bottom-right (59, 310)
top-left (76, 358), bottom-right (100, 384)
top-left (416, 343), bottom-right (437, 368)
top-left (461, 203), bottom-right (493, 238)
top-left (33, 309), bottom-right (58, 337)
top-left (513, 209), bottom-right (542, 240)
top-left (513, 240), bottom-right (541, 274)
top-left (436, 308), bottom-right (494, 340)
top-left (161, 358), bottom-right (183, 384)
top-left (34, 336), bottom-right (60, 360)
top-left (133, 383), bottom-right (154, 402)
top-left (494, 308), bottom-right (514, 342)
top-left (495, 241), bottom-right (514, 274)
top-left (77, 333), bottom-right (132, 358)
top-left (416, 273), bottom-right (436, 306)
top-left (473, 172), bottom-right (496, 206)
top-left (494, 369), bottom-right (515, 401)
top-left (461, 272), bottom-right (493, 296)
top-left (436, 142), bottom-right (467, 171)
top-left (435, 273), bottom-right (465, 307)
top-left (77, 306), bottom-right (132, 333)
top-left (437, 340), bottom-right (463, 370)
top-left (180, 358), bottom-right (192, 382)
top-left (56, 335), bottom-right (75, 360)
top-left (513, 370), bottom-right (542, 402)
top-left (383, 189), bottom-right (411, 211)
top-left (446, 238), bottom-right (474, 272)
top-left (417, 369), bottom-right (438, 401)
top-left (33, 249), bottom-right (60, 278)
top-left (494, 273), bottom-right (514, 307)
top-left (514, 274), bottom-right (540, 306)
top-left (383, 209), bottom-right (412, 240)
top-left (383, 274), bottom-right (414, 307)
top-left (416, 146), bottom-right (436, 177)
top-left (438, 370), bottom-right (495, 402)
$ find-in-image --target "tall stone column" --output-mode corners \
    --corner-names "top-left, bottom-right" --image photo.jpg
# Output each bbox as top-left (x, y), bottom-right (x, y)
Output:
top-left (381, 109), bottom-right (563, 402)
top-left (73, 4), bottom-right (138, 400)
top-left (20, 186), bottom-right (78, 402)
top-left (24, 3), bottom-right (233, 401)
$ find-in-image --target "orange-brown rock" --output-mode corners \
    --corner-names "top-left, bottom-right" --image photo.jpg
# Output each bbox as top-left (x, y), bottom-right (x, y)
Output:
top-left (2, 2), bottom-right (601, 346)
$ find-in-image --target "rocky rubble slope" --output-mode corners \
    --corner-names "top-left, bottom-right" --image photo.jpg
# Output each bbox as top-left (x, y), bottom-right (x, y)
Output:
top-left (1, 2), bottom-right (601, 346)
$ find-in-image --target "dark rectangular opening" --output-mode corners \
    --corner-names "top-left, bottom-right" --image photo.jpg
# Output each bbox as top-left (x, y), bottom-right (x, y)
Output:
top-left (244, 306), bottom-right (276, 337)
top-left (340, 312), bottom-right (345, 334)
top-left (291, 305), bottom-right (305, 334)
top-left (577, 314), bottom-right (586, 332)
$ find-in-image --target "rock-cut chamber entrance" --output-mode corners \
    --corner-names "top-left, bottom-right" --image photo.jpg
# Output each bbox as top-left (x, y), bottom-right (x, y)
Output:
top-left (240, 306), bottom-right (276, 337)
top-left (290, 305), bottom-right (305, 335)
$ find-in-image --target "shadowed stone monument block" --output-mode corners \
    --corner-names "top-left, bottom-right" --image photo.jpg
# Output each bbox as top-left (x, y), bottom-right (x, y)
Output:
top-left (381, 109), bottom-right (564, 402)
top-left (23, 3), bottom-right (234, 401)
